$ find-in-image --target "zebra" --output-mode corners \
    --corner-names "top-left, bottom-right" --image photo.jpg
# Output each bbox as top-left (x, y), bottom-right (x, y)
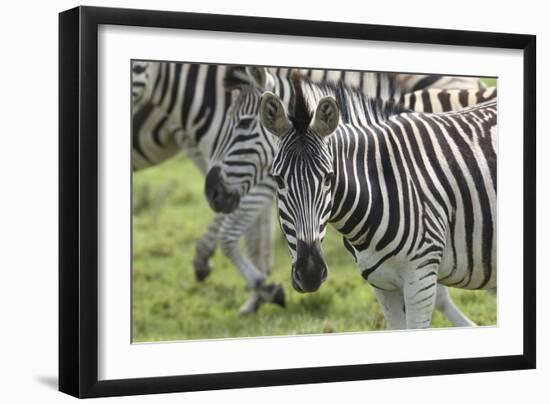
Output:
top-left (260, 74), bottom-right (497, 329)
top-left (205, 66), bottom-right (492, 327)
top-left (204, 66), bottom-right (488, 213)
top-left (131, 61), bottom-right (284, 314)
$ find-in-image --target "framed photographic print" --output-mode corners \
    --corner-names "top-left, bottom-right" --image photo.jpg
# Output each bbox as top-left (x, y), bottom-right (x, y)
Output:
top-left (59, 6), bottom-right (536, 398)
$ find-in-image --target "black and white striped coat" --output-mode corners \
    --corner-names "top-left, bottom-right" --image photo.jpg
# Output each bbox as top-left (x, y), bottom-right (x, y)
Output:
top-left (262, 75), bottom-right (497, 329)
top-left (132, 62), bottom-right (284, 314)
top-left (204, 67), bottom-right (493, 327)
top-left (205, 67), bottom-right (490, 212)
top-left (398, 86), bottom-right (497, 113)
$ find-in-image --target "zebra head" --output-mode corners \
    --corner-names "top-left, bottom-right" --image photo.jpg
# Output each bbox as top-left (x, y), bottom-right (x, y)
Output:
top-left (260, 76), bottom-right (340, 293)
top-left (204, 66), bottom-right (281, 214)
top-left (131, 61), bottom-right (160, 107)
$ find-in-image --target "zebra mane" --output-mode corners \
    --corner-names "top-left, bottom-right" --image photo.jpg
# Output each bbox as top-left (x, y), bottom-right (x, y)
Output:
top-left (289, 71), bottom-right (314, 134)
top-left (291, 73), bottom-right (409, 130)
top-left (223, 66), bottom-right (251, 89)
top-left (337, 82), bottom-right (409, 126)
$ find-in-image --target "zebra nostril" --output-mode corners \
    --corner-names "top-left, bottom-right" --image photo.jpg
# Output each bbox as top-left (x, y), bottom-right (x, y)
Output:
top-left (205, 167), bottom-right (223, 199)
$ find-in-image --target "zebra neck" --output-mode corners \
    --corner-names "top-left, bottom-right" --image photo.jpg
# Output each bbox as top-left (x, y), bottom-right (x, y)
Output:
top-left (328, 127), bottom-right (368, 237)
top-left (327, 122), bottom-right (401, 250)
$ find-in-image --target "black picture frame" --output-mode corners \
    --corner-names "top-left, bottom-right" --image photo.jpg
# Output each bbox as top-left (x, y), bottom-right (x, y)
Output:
top-left (59, 5), bottom-right (536, 398)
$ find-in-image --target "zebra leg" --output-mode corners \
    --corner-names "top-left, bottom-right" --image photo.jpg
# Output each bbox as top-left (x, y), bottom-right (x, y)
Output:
top-left (240, 216), bottom-right (266, 313)
top-left (372, 288), bottom-right (406, 330)
top-left (403, 264), bottom-right (440, 329)
top-left (244, 217), bottom-right (263, 274)
top-left (245, 199), bottom-right (274, 276)
top-left (434, 284), bottom-right (476, 327)
top-left (192, 214), bottom-right (224, 282)
top-left (260, 202), bottom-right (275, 275)
top-left (219, 197), bottom-right (284, 315)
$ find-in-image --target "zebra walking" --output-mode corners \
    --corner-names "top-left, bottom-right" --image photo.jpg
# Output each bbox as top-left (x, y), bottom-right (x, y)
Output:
top-left (132, 61), bottom-right (284, 314)
top-left (260, 74), bottom-right (497, 329)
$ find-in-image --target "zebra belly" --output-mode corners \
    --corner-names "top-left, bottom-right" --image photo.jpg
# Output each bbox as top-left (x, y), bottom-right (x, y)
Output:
top-left (353, 226), bottom-right (497, 291)
top-left (438, 230), bottom-right (497, 290)
top-left (438, 218), bottom-right (497, 289)
top-left (356, 251), bottom-right (410, 291)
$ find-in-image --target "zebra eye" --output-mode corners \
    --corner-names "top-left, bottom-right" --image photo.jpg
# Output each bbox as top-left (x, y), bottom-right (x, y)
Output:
top-left (273, 175), bottom-right (285, 189)
top-left (324, 174), bottom-right (333, 187)
top-left (132, 64), bottom-right (146, 74)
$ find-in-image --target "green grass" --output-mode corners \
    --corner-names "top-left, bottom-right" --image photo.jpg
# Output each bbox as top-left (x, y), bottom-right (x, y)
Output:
top-left (483, 77), bottom-right (497, 87)
top-left (132, 155), bottom-right (496, 343)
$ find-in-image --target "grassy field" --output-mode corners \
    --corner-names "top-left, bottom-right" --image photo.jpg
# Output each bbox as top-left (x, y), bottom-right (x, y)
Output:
top-left (484, 78), bottom-right (497, 87)
top-left (132, 155), bottom-right (496, 343)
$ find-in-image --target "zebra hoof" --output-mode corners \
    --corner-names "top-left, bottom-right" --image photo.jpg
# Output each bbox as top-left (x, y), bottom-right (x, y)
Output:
top-left (259, 283), bottom-right (286, 309)
top-left (272, 284), bottom-right (286, 308)
top-left (238, 284), bottom-right (286, 315)
top-left (238, 293), bottom-right (262, 315)
top-left (192, 257), bottom-right (211, 282)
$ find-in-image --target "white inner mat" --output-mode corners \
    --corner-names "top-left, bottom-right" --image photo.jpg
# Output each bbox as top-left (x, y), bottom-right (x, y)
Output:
top-left (98, 24), bottom-right (524, 381)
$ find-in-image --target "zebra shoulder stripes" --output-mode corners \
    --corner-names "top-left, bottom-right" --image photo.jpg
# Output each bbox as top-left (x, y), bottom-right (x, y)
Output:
top-left (261, 74), bottom-right (497, 329)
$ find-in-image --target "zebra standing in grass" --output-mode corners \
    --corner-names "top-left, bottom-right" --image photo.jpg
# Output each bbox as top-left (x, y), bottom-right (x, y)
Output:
top-left (132, 61), bottom-right (284, 314)
top-left (260, 74), bottom-right (497, 329)
top-left (204, 67), bottom-right (493, 327)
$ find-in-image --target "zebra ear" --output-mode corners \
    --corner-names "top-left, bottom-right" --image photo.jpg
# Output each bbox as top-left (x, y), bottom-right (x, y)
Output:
top-left (246, 66), bottom-right (268, 90)
top-left (311, 96), bottom-right (340, 138)
top-left (260, 92), bottom-right (292, 138)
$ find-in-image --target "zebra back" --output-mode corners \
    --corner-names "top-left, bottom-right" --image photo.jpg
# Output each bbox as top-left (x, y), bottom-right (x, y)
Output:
top-left (399, 86), bottom-right (497, 113)
top-left (393, 74), bottom-right (487, 92)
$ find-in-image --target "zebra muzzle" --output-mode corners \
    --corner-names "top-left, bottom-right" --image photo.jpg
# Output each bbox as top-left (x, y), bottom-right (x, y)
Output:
top-left (292, 240), bottom-right (328, 293)
top-left (204, 166), bottom-right (241, 213)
